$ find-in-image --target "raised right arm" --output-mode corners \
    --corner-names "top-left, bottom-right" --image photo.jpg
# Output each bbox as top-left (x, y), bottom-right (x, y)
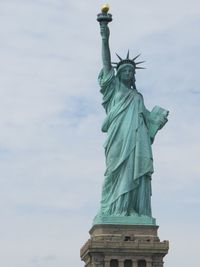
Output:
top-left (100, 22), bottom-right (112, 76)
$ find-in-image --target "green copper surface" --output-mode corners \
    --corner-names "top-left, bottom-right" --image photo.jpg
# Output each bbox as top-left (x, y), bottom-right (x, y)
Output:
top-left (94, 8), bottom-right (169, 226)
top-left (94, 214), bottom-right (156, 226)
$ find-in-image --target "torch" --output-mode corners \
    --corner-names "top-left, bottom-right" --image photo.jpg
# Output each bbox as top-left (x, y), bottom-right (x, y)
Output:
top-left (97, 4), bottom-right (112, 24)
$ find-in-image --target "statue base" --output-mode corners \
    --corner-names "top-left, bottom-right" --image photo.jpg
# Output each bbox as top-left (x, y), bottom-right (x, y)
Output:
top-left (80, 224), bottom-right (169, 267)
top-left (93, 213), bottom-right (156, 226)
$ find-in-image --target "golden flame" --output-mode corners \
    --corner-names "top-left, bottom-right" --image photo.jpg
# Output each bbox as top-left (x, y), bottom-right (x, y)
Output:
top-left (101, 3), bottom-right (109, 13)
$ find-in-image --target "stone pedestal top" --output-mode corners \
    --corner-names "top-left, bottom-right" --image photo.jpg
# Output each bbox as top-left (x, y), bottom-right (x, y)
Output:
top-left (90, 224), bottom-right (159, 239)
top-left (81, 224), bottom-right (169, 263)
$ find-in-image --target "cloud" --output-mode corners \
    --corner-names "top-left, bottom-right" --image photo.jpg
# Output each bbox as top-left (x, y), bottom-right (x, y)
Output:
top-left (31, 254), bottom-right (57, 265)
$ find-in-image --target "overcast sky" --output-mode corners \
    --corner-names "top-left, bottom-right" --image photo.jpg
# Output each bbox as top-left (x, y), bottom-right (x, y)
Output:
top-left (0, 0), bottom-right (200, 266)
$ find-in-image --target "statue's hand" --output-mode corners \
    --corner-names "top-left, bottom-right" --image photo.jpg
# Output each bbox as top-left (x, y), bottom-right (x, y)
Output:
top-left (100, 23), bottom-right (110, 41)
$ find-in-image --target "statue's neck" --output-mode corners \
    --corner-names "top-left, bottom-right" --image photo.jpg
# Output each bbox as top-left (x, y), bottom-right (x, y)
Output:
top-left (121, 80), bottom-right (136, 90)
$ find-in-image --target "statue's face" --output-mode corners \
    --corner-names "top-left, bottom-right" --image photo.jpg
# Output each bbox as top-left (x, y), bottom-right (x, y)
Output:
top-left (119, 66), bottom-right (135, 83)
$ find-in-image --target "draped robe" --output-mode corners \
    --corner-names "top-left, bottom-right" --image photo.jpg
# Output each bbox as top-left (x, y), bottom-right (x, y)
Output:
top-left (97, 68), bottom-right (167, 218)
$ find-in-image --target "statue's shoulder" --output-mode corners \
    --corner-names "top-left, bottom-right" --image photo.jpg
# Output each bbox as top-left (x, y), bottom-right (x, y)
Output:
top-left (98, 67), bottom-right (116, 88)
top-left (135, 90), bottom-right (144, 100)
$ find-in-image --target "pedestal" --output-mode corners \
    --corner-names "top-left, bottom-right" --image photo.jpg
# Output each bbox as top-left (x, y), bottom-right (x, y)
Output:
top-left (80, 224), bottom-right (169, 267)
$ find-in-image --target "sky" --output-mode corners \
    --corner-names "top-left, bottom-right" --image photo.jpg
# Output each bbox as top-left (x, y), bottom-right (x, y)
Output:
top-left (0, 0), bottom-right (200, 266)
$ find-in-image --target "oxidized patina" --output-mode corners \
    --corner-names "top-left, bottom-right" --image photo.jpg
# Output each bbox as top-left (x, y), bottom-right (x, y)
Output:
top-left (94, 6), bottom-right (169, 225)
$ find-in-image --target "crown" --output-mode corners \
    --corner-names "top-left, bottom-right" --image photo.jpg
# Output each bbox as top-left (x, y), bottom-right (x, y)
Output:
top-left (112, 51), bottom-right (145, 70)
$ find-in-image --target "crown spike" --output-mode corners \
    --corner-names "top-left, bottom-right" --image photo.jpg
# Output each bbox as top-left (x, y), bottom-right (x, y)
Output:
top-left (116, 53), bottom-right (123, 61)
top-left (126, 50), bottom-right (130, 59)
top-left (135, 61), bottom-right (145, 65)
top-left (132, 54), bottom-right (141, 61)
top-left (136, 66), bottom-right (146, 69)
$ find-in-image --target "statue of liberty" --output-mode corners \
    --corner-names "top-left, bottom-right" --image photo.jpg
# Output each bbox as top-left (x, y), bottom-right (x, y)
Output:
top-left (94, 5), bottom-right (169, 225)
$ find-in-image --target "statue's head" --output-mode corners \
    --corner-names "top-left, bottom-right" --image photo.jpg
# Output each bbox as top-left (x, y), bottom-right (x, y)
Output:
top-left (113, 51), bottom-right (145, 88)
top-left (117, 64), bottom-right (136, 85)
